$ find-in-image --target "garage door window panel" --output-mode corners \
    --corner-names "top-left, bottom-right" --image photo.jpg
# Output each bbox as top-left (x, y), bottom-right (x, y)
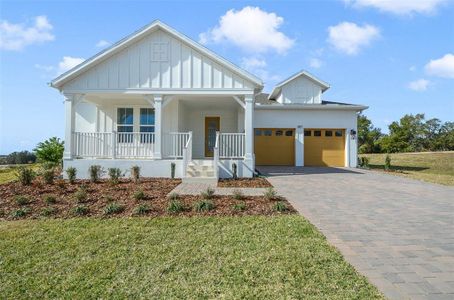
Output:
top-left (314, 130), bottom-right (321, 137)
top-left (325, 130), bottom-right (333, 137)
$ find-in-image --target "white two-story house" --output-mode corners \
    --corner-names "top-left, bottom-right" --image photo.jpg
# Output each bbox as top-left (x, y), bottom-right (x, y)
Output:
top-left (50, 20), bottom-right (367, 179)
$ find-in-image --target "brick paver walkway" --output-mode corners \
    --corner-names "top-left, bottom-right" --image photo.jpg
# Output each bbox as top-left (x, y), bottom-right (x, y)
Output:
top-left (169, 182), bottom-right (266, 196)
top-left (258, 166), bottom-right (454, 300)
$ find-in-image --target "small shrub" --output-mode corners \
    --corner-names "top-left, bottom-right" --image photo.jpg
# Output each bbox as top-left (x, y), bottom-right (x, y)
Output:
top-left (263, 187), bottom-right (277, 200)
top-left (232, 189), bottom-right (244, 200)
top-left (43, 194), bottom-right (57, 204)
top-left (232, 201), bottom-right (246, 211)
top-left (41, 207), bottom-right (56, 217)
top-left (12, 208), bottom-right (28, 218)
top-left (104, 195), bottom-right (114, 202)
top-left (72, 205), bottom-right (89, 216)
top-left (133, 189), bottom-right (145, 200)
top-left (55, 179), bottom-right (66, 189)
top-left (88, 165), bottom-right (103, 183)
top-left (108, 168), bottom-right (122, 185)
top-left (104, 202), bottom-right (124, 215)
top-left (131, 165), bottom-right (140, 183)
top-left (42, 161), bottom-right (58, 170)
top-left (167, 192), bottom-right (180, 201)
top-left (171, 162), bottom-right (176, 179)
top-left (359, 157), bottom-right (370, 168)
top-left (273, 201), bottom-right (288, 212)
top-left (15, 167), bottom-right (35, 186)
top-left (66, 167), bottom-right (77, 183)
top-left (232, 162), bottom-right (238, 180)
top-left (74, 187), bottom-right (88, 203)
top-left (167, 200), bottom-right (184, 213)
top-left (42, 168), bottom-right (55, 184)
top-left (200, 187), bottom-right (215, 200)
top-left (15, 195), bottom-right (30, 206)
top-left (193, 200), bottom-right (215, 212)
top-left (134, 204), bottom-right (151, 215)
top-left (34, 137), bottom-right (64, 164)
top-left (384, 154), bottom-right (391, 171)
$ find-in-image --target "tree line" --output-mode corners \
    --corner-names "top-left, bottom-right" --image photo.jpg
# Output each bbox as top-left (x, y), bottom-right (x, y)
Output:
top-left (358, 113), bottom-right (454, 154)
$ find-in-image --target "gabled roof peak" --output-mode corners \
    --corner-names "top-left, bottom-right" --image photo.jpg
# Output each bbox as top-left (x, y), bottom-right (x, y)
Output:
top-left (269, 70), bottom-right (330, 100)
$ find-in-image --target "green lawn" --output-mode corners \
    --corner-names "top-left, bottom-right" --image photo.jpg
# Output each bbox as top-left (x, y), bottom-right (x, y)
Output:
top-left (0, 216), bottom-right (383, 299)
top-left (0, 164), bottom-right (39, 184)
top-left (360, 151), bottom-right (454, 186)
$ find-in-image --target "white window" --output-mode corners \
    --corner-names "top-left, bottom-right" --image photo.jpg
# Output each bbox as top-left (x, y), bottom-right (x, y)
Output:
top-left (140, 108), bottom-right (155, 133)
top-left (152, 42), bottom-right (168, 61)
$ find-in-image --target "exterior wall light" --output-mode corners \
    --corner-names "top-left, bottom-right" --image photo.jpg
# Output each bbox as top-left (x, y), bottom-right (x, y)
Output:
top-left (350, 129), bottom-right (357, 139)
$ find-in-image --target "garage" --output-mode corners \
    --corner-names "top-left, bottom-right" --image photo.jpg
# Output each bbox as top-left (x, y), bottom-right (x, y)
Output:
top-left (255, 128), bottom-right (295, 165)
top-left (304, 129), bottom-right (345, 167)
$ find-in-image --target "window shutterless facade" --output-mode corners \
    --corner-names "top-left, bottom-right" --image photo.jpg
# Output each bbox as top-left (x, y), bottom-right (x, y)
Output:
top-left (116, 107), bottom-right (155, 143)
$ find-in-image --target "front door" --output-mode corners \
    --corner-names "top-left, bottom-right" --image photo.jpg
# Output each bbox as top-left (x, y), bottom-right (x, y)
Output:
top-left (205, 117), bottom-right (220, 157)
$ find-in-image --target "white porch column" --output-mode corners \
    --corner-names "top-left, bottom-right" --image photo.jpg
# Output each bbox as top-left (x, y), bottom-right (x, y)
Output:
top-left (153, 95), bottom-right (163, 159)
top-left (244, 94), bottom-right (254, 176)
top-left (63, 93), bottom-right (83, 159)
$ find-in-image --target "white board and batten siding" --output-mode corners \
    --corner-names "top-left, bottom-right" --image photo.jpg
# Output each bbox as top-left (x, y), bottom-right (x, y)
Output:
top-left (63, 29), bottom-right (255, 92)
top-left (277, 76), bottom-right (322, 104)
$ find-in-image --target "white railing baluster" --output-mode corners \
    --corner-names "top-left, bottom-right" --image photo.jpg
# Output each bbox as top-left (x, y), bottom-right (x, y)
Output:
top-left (218, 133), bottom-right (245, 159)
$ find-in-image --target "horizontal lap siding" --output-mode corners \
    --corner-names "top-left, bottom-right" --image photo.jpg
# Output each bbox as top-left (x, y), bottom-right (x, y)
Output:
top-left (63, 29), bottom-right (254, 91)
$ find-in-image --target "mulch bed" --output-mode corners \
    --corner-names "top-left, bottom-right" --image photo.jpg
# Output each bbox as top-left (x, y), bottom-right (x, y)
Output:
top-left (0, 178), bottom-right (295, 220)
top-left (217, 177), bottom-right (272, 188)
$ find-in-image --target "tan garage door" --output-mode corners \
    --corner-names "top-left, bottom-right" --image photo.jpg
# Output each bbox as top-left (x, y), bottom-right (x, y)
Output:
top-left (255, 128), bottom-right (295, 166)
top-left (304, 129), bottom-right (345, 167)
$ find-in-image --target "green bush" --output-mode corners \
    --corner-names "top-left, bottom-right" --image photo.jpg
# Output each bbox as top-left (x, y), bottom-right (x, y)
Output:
top-left (11, 208), bottom-right (28, 218)
top-left (74, 187), bottom-right (88, 203)
top-left (359, 157), bottom-right (370, 168)
top-left (108, 168), bottom-right (122, 184)
top-left (42, 169), bottom-right (55, 184)
top-left (104, 202), bottom-right (124, 215)
top-left (66, 167), bottom-right (77, 183)
top-left (384, 154), bottom-right (392, 171)
top-left (167, 200), bottom-right (184, 213)
top-left (134, 204), bottom-right (151, 215)
top-left (193, 200), bottom-right (215, 212)
top-left (273, 201), bottom-right (288, 212)
top-left (133, 189), bottom-right (145, 200)
top-left (200, 187), bottom-right (215, 200)
top-left (34, 137), bottom-right (64, 164)
top-left (72, 205), bottom-right (89, 216)
top-left (43, 194), bottom-right (57, 204)
top-left (167, 192), bottom-right (180, 201)
top-left (15, 167), bottom-right (35, 186)
top-left (232, 201), bottom-right (246, 211)
top-left (232, 189), bottom-right (244, 200)
top-left (41, 207), bottom-right (56, 217)
top-left (15, 195), bottom-right (30, 206)
top-left (263, 187), bottom-right (278, 200)
top-left (88, 165), bottom-right (103, 183)
top-left (131, 165), bottom-right (140, 183)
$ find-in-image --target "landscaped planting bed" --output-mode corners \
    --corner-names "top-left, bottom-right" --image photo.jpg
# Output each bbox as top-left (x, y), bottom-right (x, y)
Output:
top-left (0, 178), bottom-right (294, 220)
top-left (218, 177), bottom-right (272, 188)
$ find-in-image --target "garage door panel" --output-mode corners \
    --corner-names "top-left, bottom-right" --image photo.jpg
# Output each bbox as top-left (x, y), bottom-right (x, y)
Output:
top-left (304, 129), bottom-right (345, 167)
top-left (255, 128), bottom-right (295, 166)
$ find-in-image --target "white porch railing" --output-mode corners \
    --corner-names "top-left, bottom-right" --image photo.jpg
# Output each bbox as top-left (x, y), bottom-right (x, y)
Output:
top-left (163, 132), bottom-right (191, 159)
top-left (219, 133), bottom-right (245, 159)
top-left (213, 131), bottom-right (220, 179)
top-left (116, 132), bottom-right (155, 158)
top-left (182, 132), bottom-right (193, 176)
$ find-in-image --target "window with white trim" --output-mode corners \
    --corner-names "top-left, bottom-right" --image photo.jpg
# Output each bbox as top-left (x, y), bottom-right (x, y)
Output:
top-left (117, 108), bottom-right (133, 143)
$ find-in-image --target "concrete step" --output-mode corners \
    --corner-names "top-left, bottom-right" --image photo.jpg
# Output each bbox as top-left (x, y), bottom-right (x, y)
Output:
top-left (188, 159), bottom-right (214, 167)
top-left (186, 170), bottom-right (215, 177)
top-left (182, 177), bottom-right (218, 185)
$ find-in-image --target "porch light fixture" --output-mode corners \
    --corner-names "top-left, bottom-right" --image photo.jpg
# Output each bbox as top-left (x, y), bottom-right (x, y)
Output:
top-left (350, 129), bottom-right (357, 140)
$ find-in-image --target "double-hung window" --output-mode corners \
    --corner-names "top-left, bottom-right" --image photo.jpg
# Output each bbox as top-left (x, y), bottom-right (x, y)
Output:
top-left (140, 108), bottom-right (155, 143)
top-left (117, 108), bottom-right (133, 143)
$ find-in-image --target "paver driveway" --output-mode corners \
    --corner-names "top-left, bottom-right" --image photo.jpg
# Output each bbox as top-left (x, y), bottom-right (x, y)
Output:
top-left (258, 167), bottom-right (454, 300)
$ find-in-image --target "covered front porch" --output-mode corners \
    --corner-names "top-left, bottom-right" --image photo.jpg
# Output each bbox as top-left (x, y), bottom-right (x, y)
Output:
top-left (63, 92), bottom-right (255, 178)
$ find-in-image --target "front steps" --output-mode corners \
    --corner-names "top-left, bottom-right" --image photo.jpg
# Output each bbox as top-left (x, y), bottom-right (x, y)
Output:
top-left (183, 159), bottom-right (217, 184)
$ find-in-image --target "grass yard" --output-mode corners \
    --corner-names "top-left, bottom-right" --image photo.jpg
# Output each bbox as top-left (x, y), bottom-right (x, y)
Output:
top-left (0, 216), bottom-right (383, 299)
top-left (0, 164), bottom-right (39, 184)
top-left (360, 151), bottom-right (454, 186)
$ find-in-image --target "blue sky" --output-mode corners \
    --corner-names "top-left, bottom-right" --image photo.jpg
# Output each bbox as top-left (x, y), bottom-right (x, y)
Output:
top-left (1, 0), bottom-right (453, 154)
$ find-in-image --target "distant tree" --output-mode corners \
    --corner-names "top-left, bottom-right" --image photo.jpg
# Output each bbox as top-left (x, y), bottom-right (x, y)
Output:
top-left (0, 151), bottom-right (36, 165)
top-left (357, 114), bottom-right (382, 153)
top-left (379, 114), bottom-right (426, 153)
top-left (433, 122), bottom-right (454, 151)
top-left (34, 137), bottom-right (64, 164)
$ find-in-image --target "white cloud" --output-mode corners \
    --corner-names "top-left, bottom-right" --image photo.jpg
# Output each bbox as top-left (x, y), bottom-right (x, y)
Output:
top-left (425, 53), bottom-right (454, 79)
top-left (309, 58), bottom-right (323, 69)
top-left (344, 0), bottom-right (447, 15)
top-left (96, 39), bottom-right (111, 48)
top-left (58, 56), bottom-right (85, 74)
top-left (241, 57), bottom-right (267, 69)
top-left (199, 6), bottom-right (294, 54)
top-left (327, 22), bottom-right (380, 55)
top-left (0, 15), bottom-right (54, 51)
top-left (408, 79), bottom-right (430, 91)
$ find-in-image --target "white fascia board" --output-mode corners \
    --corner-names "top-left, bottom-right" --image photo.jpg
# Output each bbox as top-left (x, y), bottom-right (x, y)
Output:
top-left (255, 104), bottom-right (368, 111)
top-left (51, 20), bottom-right (263, 89)
top-left (268, 70), bottom-right (330, 100)
top-left (61, 88), bottom-right (256, 95)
